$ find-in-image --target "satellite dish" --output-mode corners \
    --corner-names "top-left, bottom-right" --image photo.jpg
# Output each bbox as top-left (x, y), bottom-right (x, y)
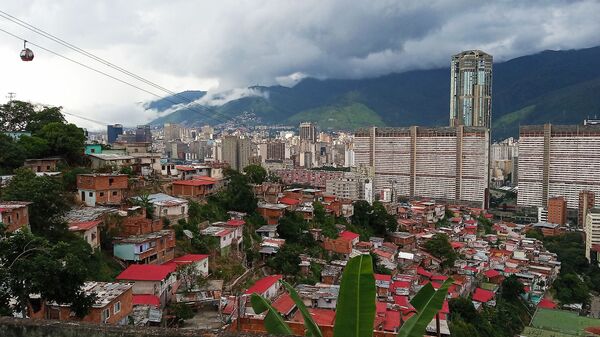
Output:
top-left (183, 229), bottom-right (194, 239)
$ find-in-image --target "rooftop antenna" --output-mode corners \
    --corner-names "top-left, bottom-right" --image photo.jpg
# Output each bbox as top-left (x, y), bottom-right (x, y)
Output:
top-left (6, 92), bottom-right (16, 102)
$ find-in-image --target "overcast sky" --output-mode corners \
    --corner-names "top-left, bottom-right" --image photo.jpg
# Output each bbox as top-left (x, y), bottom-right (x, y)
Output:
top-left (1, 0), bottom-right (600, 130)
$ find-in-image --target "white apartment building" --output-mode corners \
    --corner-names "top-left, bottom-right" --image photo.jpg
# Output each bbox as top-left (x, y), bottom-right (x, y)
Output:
top-left (585, 209), bottom-right (600, 264)
top-left (518, 124), bottom-right (600, 209)
top-left (354, 126), bottom-right (489, 207)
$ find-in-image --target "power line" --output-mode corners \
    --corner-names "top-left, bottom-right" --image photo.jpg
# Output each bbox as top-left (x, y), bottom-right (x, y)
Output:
top-left (0, 26), bottom-right (228, 126)
top-left (0, 10), bottom-right (232, 124)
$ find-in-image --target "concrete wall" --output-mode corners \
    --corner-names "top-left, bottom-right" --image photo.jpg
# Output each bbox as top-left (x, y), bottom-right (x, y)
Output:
top-left (0, 317), bottom-right (265, 337)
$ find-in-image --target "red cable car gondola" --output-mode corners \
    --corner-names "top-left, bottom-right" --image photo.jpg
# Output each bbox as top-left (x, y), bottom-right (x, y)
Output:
top-left (20, 40), bottom-right (34, 61)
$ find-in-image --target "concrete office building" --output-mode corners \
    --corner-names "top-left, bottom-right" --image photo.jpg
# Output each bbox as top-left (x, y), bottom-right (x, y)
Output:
top-left (579, 190), bottom-right (595, 228)
top-left (354, 126), bottom-right (489, 207)
top-left (517, 124), bottom-right (600, 209)
top-left (135, 125), bottom-right (152, 143)
top-left (107, 124), bottom-right (123, 144)
top-left (222, 136), bottom-right (252, 171)
top-left (299, 122), bottom-right (317, 143)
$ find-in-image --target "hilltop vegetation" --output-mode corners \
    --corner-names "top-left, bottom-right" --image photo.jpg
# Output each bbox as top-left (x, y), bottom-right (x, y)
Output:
top-left (150, 46), bottom-right (600, 139)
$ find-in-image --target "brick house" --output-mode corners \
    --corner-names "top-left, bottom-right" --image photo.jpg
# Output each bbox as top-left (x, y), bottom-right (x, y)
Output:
top-left (0, 201), bottom-right (31, 232)
top-left (171, 178), bottom-right (215, 198)
top-left (23, 157), bottom-right (62, 172)
top-left (116, 264), bottom-right (178, 307)
top-left (109, 207), bottom-right (163, 237)
top-left (113, 229), bottom-right (176, 265)
top-left (31, 282), bottom-right (133, 325)
top-left (257, 202), bottom-right (288, 225)
top-left (68, 220), bottom-right (101, 249)
top-left (77, 174), bottom-right (129, 207)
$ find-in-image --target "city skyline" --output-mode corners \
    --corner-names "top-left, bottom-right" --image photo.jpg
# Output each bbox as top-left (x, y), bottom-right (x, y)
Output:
top-left (2, 1), bottom-right (600, 129)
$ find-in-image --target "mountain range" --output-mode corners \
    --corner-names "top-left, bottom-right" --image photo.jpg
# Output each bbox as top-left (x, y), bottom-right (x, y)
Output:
top-left (149, 46), bottom-right (600, 140)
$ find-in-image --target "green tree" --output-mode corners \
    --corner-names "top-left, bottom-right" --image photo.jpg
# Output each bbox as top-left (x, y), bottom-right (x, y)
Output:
top-left (553, 273), bottom-right (590, 304)
top-left (266, 244), bottom-right (302, 275)
top-left (168, 303), bottom-right (194, 324)
top-left (277, 211), bottom-right (309, 244)
top-left (2, 168), bottom-right (70, 238)
top-left (0, 229), bottom-right (96, 318)
top-left (424, 233), bottom-right (457, 269)
top-left (16, 135), bottom-right (49, 160)
top-left (61, 166), bottom-right (92, 191)
top-left (243, 164), bottom-right (267, 184)
top-left (0, 134), bottom-right (25, 174)
top-left (500, 275), bottom-right (525, 301)
top-left (313, 201), bottom-right (338, 239)
top-left (220, 168), bottom-right (257, 213)
top-left (0, 100), bottom-right (65, 133)
top-left (36, 122), bottom-right (86, 164)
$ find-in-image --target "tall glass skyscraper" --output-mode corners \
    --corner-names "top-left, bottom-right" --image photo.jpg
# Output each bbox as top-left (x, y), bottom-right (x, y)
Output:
top-left (449, 50), bottom-right (493, 128)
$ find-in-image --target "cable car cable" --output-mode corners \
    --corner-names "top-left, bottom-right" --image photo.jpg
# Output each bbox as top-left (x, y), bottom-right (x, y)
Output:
top-left (0, 10), bottom-right (232, 124)
top-left (0, 26), bottom-right (230, 125)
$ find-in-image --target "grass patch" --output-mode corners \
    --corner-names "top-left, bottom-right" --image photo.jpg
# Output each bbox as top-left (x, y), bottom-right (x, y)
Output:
top-left (522, 326), bottom-right (578, 337)
top-left (531, 308), bottom-right (600, 336)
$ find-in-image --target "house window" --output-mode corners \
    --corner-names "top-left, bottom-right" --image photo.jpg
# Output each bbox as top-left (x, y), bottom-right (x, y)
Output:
top-left (101, 308), bottom-right (110, 322)
top-left (89, 192), bottom-right (93, 197)
top-left (181, 206), bottom-right (185, 214)
top-left (109, 178), bottom-right (114, 186)
top-left (16, 213), bottom-right (19, 220)
top-left (112, 191), bottom-right (118, 196)
top-left (113, 301), bottom-right (121, 314)
top-left (46, 166), bottom-right (51, 170)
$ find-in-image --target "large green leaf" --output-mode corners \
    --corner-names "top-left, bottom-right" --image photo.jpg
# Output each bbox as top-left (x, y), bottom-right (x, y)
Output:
top-left (398, 278), bottom-right (453, 337)
top-left (250, 293), bottom-right (294, 335)
top-left (281, 280), bottom-right (323, 337)
top-left (333, 254), bottom-right (376, 337)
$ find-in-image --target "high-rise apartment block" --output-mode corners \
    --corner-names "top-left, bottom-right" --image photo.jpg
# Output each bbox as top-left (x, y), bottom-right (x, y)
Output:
top-left (107, 124), bottom-right (123, 144)
top-left (222, 136), bottom-right (252, 171)
top-left (547, 196), bottom-right (567, 225)
top-left (354, 126), bottom-right (489, 207)
top-left (449, 50), bottom-right (493, 128)
top-left (585, 208), bottom-right (600, 264)
top-left (299, 122), bottom-right (317, 143)
top-left (579, 190), bottom-right (595, 227)
top-left (517, 124), bottom-right (600, 209)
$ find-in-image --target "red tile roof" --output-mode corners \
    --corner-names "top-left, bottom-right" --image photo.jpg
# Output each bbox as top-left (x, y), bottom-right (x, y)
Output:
top-left (173, 179), bottom-right (214, 186)
top-left (272, 293), bottom-right (295, 316)
top-left (538, 298), bottom-right (557, 309)
top-left (133, 294), bottom-right (160, 306)
top-left (245, 275), bottom-right (282, 295)
top-left (374, 274), bottom-right (392, 282)
top-left (472, 288), bottom-right (495, 303)
top-left (340, 231), bottom-right (360, 241)
top-left (117, 264), bottom-right (176, 281)
top-left (68, 220), bottom-right (101, 231)
top-left (484, 269), bottom-right (501, 279)
top-left (431, 275), bottom-right (448, 281)
top-left (417, 267), bottom-right (433, 278)
top-left (279, 197), bottom-right (301, 206)
top-left (393, 295), bottom-right (412, 309)
top-left (227, 219), bottom-right (246, 227)
top-left (383, 310), bottom-right (400, 331)
top-left (292, 308), bottom-right (336, 326)
top-left (376, 301), bottom-right (387, 314)
top-left (163, 254), bottom-right (209, 268)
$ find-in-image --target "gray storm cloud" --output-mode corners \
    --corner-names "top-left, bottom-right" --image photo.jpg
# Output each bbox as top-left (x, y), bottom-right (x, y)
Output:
top-left (1, 0), bottom-right (600, 128)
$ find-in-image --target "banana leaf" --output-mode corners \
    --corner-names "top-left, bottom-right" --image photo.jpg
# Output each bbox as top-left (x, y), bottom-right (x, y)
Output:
top-left (332, 254), bottom-right (376, 337)
top-left (397, 278), bottom-right (453, 337)
top-left (250, 293), bottom-right (294, 335)
top-left (281, 280), bottom-right (323, 337)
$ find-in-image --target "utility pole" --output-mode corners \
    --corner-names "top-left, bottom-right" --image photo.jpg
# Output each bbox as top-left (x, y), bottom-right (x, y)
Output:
top-left (6, 92), bottom-right (16, 102)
